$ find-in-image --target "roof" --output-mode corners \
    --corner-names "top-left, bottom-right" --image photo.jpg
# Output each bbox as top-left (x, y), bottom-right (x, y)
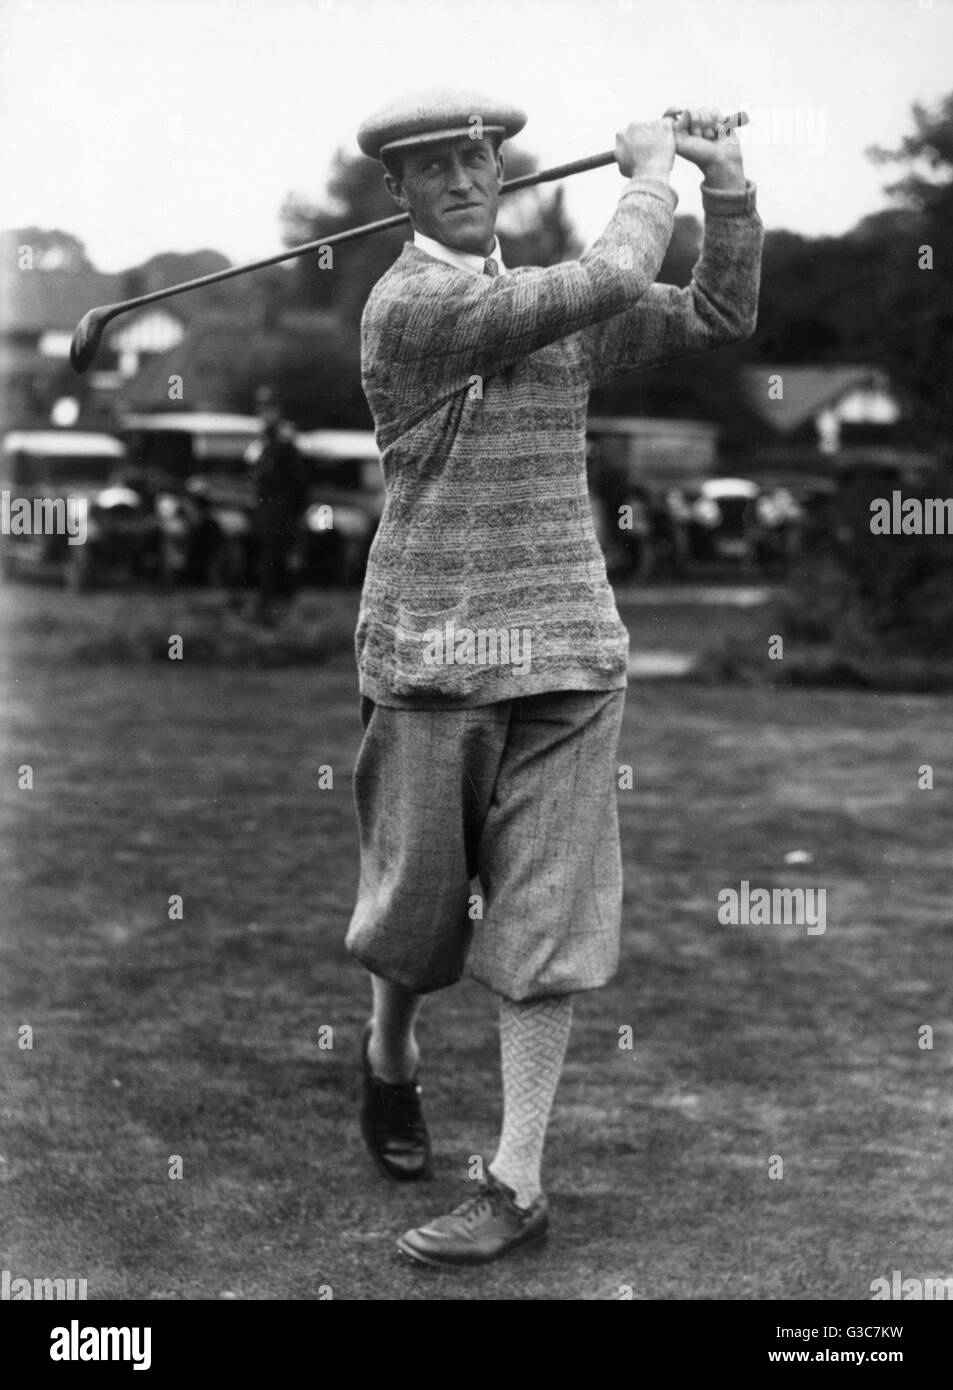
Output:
top-left (739, 366), bottom-right (895, 435)
top-left (2, 429), bottom-right (125, 456)
top-left (115, 313), bottom-right (340, 412)
top-left (702, 477), bottom-right (759, 498)
top-left (121, 412), bottom-right (262, 435)
top-left (588, 416), bottom-right (717, 439)
top-left (296, 430), bottom-right (379, 460)
top-left (0, 267), bottom-right (126, 334)
top-left (0, 249), bottom-right (243, 338)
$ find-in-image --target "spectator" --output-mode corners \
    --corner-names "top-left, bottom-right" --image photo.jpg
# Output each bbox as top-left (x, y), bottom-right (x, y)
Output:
top-left (247, 386), bottom-right (309, 623)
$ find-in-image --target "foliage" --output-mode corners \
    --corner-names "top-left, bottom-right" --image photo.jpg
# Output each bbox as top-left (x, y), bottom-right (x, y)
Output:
top-left (279, 142), bottom-right (582, 322)
top-left (764, 468), bottom-right (953, 690)
top-left (0, 226), bottom-right (93, 272)
top-left (754, 94), bottom-right (953, 447)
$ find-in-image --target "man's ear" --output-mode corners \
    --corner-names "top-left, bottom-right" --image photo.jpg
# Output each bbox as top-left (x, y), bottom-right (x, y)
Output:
top-left (383, 172), bottom-right (410, 211)
top-left (494, 149), bottom-right (505, 183)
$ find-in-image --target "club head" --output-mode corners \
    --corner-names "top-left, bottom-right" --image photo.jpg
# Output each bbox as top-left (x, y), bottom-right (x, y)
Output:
top-left (70, 306), bottom-right (113, 374)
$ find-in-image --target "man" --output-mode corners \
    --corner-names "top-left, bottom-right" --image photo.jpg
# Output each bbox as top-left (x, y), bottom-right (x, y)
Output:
top-left (348, 89), bottom-right (763, 1266)
top-left (247, 385), bottom-right (309, 623)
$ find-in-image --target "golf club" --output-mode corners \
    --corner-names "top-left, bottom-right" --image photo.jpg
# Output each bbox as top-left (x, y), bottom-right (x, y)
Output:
top-left (69, 111), bottom-right (748, 374)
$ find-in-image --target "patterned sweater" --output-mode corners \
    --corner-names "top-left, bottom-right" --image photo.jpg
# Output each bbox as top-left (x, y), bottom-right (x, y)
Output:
top-left (357, 174), bottom-right (763, 707)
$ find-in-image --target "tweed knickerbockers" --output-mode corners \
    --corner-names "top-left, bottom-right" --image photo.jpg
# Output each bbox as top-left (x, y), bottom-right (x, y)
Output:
top-left (345, 688), bottom-right (626, 1001)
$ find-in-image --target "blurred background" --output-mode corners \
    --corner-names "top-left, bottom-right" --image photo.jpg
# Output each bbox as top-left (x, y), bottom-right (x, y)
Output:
top-left (1, 0), bottom-right (952, 674)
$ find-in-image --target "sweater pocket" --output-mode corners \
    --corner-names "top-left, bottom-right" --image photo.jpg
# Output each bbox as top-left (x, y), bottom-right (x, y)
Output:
top-left (392, 597), bottom-right (472, 697)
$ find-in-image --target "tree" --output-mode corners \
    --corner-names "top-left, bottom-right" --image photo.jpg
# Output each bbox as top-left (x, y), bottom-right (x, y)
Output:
top-left (868, 94), bottom-right (953, 219)
top-left (0, 227), bottom-right (93, 272)
top-left (491, 145), bottom-right (581, 267)
top-left (279, 142), bottom-right (582, 323)
top-left (119, 249), bottom-right (292, 322)
top-left (280, 150), bottom-right (405, 323)
top-left (865, 94), bottom-right (953, 445)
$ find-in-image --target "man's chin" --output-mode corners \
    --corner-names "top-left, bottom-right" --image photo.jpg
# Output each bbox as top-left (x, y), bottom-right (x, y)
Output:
top-left (437, 216), bottom-right (494, 256)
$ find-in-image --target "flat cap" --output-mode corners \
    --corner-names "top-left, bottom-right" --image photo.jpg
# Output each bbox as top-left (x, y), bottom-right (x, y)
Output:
top-left (357, 88), bottom-right (527, 162)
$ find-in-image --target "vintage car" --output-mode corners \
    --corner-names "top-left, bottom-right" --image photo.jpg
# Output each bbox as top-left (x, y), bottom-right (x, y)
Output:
top-left (0, 429), bottom-right (160, 589)
top-left (674, 477), bottom-right (804, 573)
top-left (118, 412), bottom-right (263, 585)
top-left (586, 417), bottom-right (719, 580)
top-left (293, 430), bottom-right (384, 584)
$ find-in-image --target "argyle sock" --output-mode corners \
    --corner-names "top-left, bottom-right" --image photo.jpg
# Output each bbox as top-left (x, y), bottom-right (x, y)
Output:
top-left (488, 995), bottom-right (574, 1210)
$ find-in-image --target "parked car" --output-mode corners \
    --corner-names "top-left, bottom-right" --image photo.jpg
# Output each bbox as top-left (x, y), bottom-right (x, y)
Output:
top-left (586, 419), bottom-right (718, 581)
top-left (674, 477), bottom-right (804, 573)
top-left (0, 429), bottom-right (160, 589)
top-left (587, 481), bottom-right (657, 581)
top-left (756, 471), bottom-right (838, 555)
top-left (119, 413), bottom-right (263, 585)
top-left (294, 430), bottom-right (384, 584)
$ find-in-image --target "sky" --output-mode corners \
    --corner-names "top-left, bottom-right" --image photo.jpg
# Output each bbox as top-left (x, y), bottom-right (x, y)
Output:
top-left (1, 0), bottom-right (951, 273)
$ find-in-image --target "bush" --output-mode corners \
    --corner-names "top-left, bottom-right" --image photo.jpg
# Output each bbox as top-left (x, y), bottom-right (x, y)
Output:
top-left (694, 471), bottom-right (953, 691)
top-left (772, 471), bottom-right (953, 688)
top-left (796, 471), bottom-right (953, 650)
top-left (15, 590), bottom-right (356, 668)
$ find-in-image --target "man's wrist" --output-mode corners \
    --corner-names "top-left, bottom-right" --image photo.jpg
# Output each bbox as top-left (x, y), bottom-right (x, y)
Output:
top-left (632, 163), bottom-right (673, 185)
top-left (700, 161), bottom-right (746, 192)
top-left (701, 177), bottom-right (758, 216)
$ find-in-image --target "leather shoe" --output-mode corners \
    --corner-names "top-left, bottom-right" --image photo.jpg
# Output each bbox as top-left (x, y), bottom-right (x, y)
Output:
top-left (360, 1024), bottom-right (431, 1182)
top-left (397, 1172), bottom-right (549, 1266)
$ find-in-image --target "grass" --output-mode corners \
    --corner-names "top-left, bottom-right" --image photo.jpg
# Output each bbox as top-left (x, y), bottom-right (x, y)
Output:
top-left (2, 582), bottom-right (953, 1300)
top-left (5, 578), bottom-right (764, 669)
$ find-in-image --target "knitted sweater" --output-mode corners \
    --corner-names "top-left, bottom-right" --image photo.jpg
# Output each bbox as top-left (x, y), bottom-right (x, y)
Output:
top-left (357, 174), bottom-right (763, 707)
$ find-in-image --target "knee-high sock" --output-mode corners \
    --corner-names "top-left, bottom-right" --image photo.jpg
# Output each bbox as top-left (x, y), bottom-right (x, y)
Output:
top-left (489, 995), bottom-right (573, 1209)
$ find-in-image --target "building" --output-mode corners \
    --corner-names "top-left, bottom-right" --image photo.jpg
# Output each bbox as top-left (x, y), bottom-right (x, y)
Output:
top-left (0, 262), bottom-right (186, 427)
top-left (738, 364), bottom-right (911, 468)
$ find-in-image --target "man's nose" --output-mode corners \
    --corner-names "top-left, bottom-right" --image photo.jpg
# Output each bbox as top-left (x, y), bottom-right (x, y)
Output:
top-left (446, 156), bottom-right (474, 192)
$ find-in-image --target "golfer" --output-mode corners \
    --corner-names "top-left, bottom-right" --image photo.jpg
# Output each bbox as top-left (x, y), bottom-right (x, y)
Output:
top-left (347, 89), bottom-right (763, 1266)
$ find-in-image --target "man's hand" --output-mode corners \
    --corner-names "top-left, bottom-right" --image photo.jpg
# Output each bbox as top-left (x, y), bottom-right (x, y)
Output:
top-left (662, 106), bottom-right (747, 190)
top-left (614, 120), bottom-right (676, 182)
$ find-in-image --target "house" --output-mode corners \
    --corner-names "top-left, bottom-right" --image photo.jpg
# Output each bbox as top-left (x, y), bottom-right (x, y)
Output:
top-left (739, 365), bottom-right (901, 455)
top-left (736, 363), bottom-right (940, 481)
top-left (0, 262), bottom-right (186, 424)
top-left (112, 307), bottom-right (366, 429)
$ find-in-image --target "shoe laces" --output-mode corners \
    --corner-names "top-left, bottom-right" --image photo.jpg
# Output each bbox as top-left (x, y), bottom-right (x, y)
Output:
top-left (453, 1180), bottom-right (509, 1228)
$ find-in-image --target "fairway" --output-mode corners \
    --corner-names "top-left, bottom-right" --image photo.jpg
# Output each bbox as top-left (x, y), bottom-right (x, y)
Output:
top-left (2, 587), bottom-right (952, 1300)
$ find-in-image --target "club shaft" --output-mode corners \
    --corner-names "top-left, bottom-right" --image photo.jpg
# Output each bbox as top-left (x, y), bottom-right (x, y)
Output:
top-left (85, 150), bottom-right (618, 325)
top-left (71, 112), bottom-right (747, 370)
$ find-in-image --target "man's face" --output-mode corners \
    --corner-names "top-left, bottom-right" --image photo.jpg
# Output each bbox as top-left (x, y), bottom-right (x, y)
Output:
top-left (384, 136), bottom-right (504, 256)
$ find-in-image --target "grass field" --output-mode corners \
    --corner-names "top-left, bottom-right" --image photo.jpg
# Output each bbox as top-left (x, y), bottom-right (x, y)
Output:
top-left (2, 583), bottom-right (952, 1300)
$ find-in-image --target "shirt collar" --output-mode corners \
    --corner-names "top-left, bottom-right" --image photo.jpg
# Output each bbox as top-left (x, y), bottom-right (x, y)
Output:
top-left (413, 230), bottom-right (507, 277)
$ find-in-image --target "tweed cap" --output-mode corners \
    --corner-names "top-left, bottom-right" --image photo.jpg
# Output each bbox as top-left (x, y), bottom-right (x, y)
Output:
top-left (357, 88), bottom-right (526, 162)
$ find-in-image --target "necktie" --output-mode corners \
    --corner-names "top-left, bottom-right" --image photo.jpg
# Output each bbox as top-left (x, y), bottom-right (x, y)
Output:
top-left (483, 258), bottom-right (499, 278)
